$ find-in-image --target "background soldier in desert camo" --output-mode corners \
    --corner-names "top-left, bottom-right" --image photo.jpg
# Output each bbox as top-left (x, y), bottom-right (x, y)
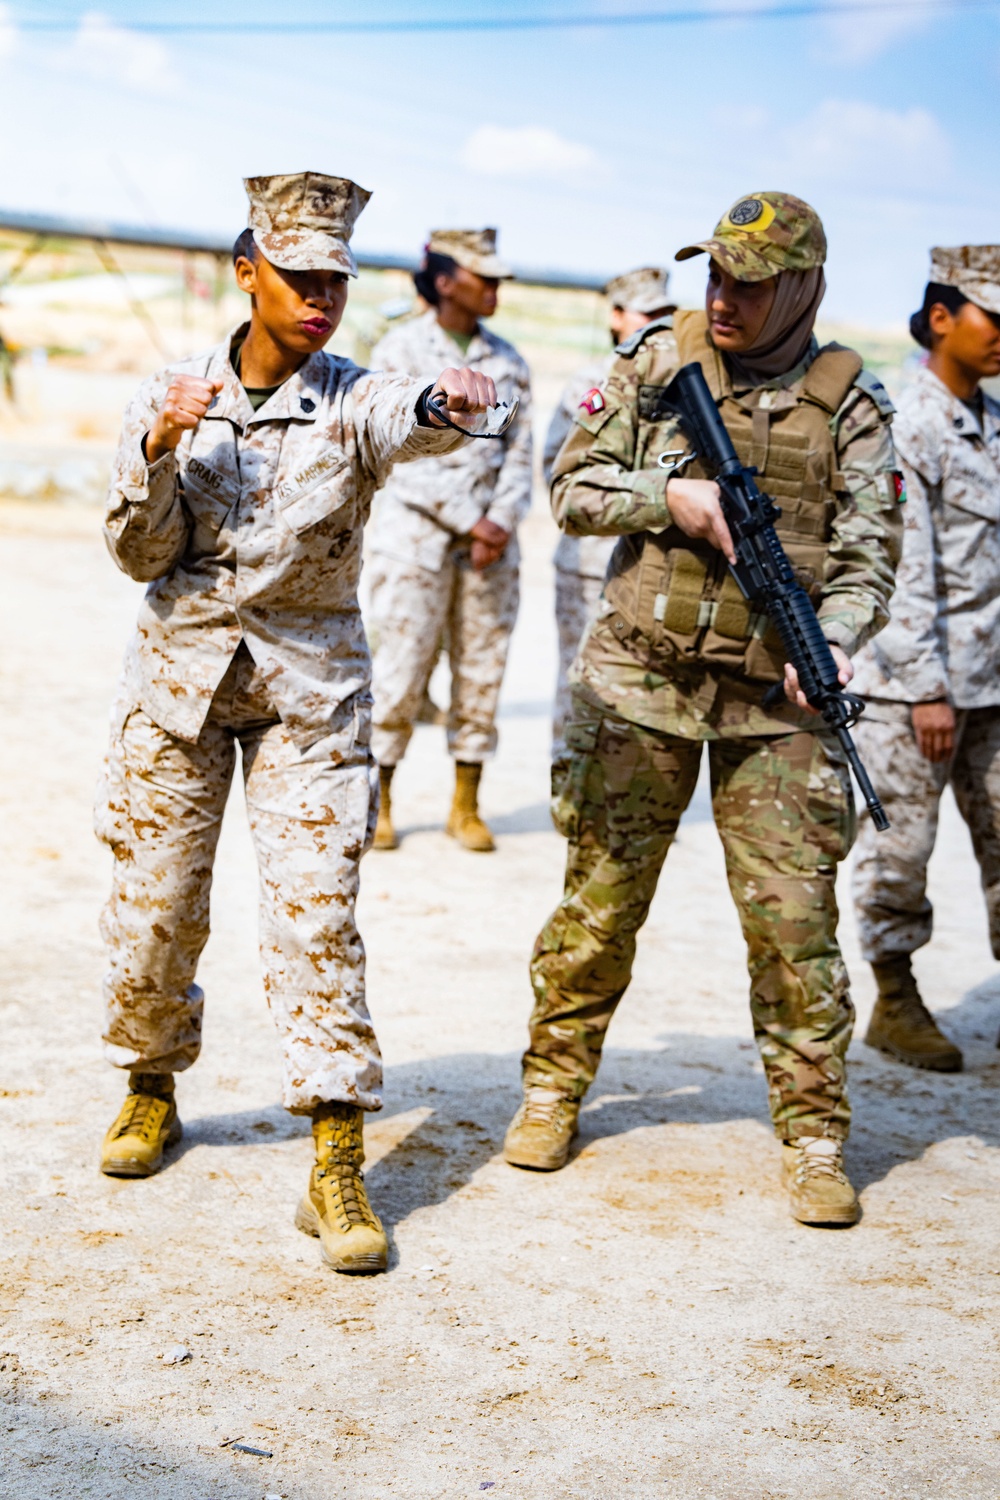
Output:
top-left (503, 192), bottom-right (904, 1227)
top-left (852, 245), bottom-right (1000, 1071)
top-left (366, 229), bottom-right (532, 853)
top-left (95, 172), bottom-right (497, 1276)
top-left (546, 267), bottom-right (675, 765)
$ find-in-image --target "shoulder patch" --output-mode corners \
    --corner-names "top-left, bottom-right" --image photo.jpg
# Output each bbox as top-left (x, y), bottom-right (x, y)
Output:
top-left (579, 387), bottom-right (606, 415)
top-left (615, 314), bottom-right (675, 359)
top-left (853, 367), bottom-right (895, 417)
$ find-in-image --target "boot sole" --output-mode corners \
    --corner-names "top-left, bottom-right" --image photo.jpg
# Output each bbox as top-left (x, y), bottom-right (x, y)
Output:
top-left (503, 1137), bottom-right (575, 1172)
top-left (790, 1202), bottom-right (860, 1227)
top-left (864, 1033), bottom-right (963, 1072)
top-left (294, 1196), bottom-right (388, 1274)
top-left (100, 1118), bottom-right (183, 1178)
top-left (445, 829), bottom-right (495, 853)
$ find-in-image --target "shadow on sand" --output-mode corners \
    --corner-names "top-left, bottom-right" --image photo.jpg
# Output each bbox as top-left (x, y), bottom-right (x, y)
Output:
top-left (171, 976), bottom-right (999, 1228)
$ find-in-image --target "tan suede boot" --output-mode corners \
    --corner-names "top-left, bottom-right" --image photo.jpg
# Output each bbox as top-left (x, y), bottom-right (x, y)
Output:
top-left (446, 761), bottom-right (495, 852)
top-left (866, 954), bottom-right (963, 1072)
top-left (373, 764), bottom-right (398, 851)
top-left (782, 1137), bottom-right (859, 1226)
top-left (100, 1072), bottom-right (181, 1178)
top-left (295, 1104), bottom-right (388, 1273)
top-left (504, 1087), bottom-right (580, 1171)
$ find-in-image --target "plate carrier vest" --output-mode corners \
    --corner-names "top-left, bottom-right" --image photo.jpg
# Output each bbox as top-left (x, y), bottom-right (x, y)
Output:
top-left (602, 309), bottom-right (864, 683)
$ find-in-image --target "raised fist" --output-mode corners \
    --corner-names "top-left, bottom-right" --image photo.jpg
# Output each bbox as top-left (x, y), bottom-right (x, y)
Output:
top-left (145, 376), bottom-right (224, 463)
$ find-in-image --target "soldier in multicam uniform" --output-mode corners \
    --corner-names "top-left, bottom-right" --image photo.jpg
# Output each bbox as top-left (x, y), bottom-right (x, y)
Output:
top-left (852, 246), bottom-right (1000, 1071)
top-left (95, 173), bottom-right (499, 1275)
top-left (503, 192), bottom-right (904, 1227)
top-left (367, 229), bottom-right (532, 853)
top-left (546, 268), bottom-right (675, 763)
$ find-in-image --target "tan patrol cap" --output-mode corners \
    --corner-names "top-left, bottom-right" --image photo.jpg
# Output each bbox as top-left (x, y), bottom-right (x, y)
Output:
top-left (604, 266), bottom-right (674, 314)
top-left (675, 191), bottom-right (826, 283)
top-left (244, 172), bottom-right (372, 277)
top-left (930, 245), bottom-right (1000, 315)
top-left (426, 227), bottom-right (513, 280)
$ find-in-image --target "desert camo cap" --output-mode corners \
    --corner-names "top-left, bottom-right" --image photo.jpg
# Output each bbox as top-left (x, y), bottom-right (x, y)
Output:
top-left (427, 227), bottom-right (513, 280)
top-left (930, 245), bottom-right (1000, 316)
top-left (675, 192), bottom-right (827, 283)
top-left (244, 172), bottom-right (372, 277)
top-left (604, 266), bottom-right (674, 314)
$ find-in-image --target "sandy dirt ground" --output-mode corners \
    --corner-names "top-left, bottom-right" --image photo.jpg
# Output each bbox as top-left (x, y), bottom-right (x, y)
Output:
top-left (0, 496), bottom-right (998, 1500)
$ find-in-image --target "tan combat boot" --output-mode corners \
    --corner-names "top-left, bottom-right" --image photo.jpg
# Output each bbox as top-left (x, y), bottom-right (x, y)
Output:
top-left (100, 1073), bottom-right (181, 1178)
top-left (782, 1137), bottom-right (859, 1226)
top-left (373, 764), bottom-right (398, 851)
top-left (866, 955), bottom-right (963, 1072)
top-left (446, 761), bottom-right (495, 852)
top-left (503, 1086), bottom-right (580, 1171)
top-left (295, 1103), bottom-right (388, 1273)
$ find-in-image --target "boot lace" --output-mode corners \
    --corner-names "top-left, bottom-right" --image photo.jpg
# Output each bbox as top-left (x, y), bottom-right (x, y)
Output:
top-left (791, 1137), bottom-right (847, 1185)
top-left (317, 1162), bottom-right (379, 1232)
top-left (112, 1092), bottom-right (170, 1144)
top-left (521, 1089), bottom-right (572, 1127)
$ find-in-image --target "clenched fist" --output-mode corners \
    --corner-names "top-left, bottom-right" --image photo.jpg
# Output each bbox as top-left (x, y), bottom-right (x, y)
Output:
top-left (469, 516), bottom-right (510, 572)
top-left (426, 366), bottom-right (498, 426)
top-left (145, 376), bottom-right (224, 464)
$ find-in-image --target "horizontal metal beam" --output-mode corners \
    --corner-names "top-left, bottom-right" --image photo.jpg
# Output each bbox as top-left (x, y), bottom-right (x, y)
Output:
top-left (0, 208), bottom-right (606, 293)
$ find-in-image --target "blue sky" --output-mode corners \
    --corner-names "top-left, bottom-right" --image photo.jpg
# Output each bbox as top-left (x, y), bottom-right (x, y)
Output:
top-left (0, 1), bottom-right (997, 323)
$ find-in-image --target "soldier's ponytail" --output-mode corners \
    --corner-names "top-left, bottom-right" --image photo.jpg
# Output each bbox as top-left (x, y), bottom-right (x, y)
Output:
top-left (909, 282), bottom-right (968, 349)
top-left (414, 251), bottom-right (458, 306)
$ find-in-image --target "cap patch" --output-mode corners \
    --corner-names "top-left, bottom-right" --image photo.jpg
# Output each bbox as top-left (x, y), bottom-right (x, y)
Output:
top-left (729, 198), bottom-right (764, 227)
top-left (722, 197), bottom-right (776, 235)
top-left (580, 388), bottom-right (606, 415)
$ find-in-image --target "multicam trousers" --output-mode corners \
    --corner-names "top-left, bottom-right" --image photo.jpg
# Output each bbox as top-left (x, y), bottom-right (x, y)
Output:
top-left (368, 547), bottom-right (520, 767)
top-left (524, 700), bottom-right (858, 1141)
top-left (96, 645), bottom-right (382, 1114)
top-left (553, 568), bottom-right (604, 763)
top-left (851, 701), bottom-right (1000, 962)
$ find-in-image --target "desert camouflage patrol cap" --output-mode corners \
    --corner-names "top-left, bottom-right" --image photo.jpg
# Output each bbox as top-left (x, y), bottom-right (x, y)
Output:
top-left (427, 227), bottom-right (513, 280)
top-left (675, 192), bottom-right (827, 283)
top-left (930, 244), bottom-right (1000, 315)
top-left (244, 172), bottom-right (372, 277)
top-left (604, 266), bottom-right (675, 313)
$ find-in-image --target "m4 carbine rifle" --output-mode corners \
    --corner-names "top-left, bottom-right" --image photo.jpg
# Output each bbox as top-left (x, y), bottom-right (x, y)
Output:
top-left (660, 361), bottom-right (889, 831)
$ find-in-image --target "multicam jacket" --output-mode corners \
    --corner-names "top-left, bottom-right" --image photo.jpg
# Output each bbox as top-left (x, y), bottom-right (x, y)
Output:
top-left (552, 310), bottom-right (902, 739)
top-left (104, 322), bottom-right (462, 751)
top-left (545, 354), bottom-right (619, 582)
top-left (853, 364), bottom-right (1000, 709)
top-left (368, 309), bottom-right (532, 571)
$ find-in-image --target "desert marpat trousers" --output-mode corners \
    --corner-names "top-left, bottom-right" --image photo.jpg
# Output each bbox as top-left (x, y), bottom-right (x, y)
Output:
top-left (96, 645), bottom-right (382, 1114)
top-left (851, 700), bottom-right (1000, 962)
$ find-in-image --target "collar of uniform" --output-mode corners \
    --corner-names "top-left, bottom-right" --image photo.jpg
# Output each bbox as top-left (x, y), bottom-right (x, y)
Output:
top-left (196, 324), bottom-right (254, 430)
top-left (244, 348), bottom-right (327, 428)
top-left (919, 363), bottom-right (993, 440)
top-left (423, 308), bottom-right (493, 365)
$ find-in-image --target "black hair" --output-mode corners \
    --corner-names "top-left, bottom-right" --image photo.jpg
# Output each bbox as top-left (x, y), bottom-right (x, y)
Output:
top-left (232, 227), bottom-right (258, 266)
top-left (909, 281), bottom-right (968, 350)
top-left (413, 251), bottom-right (458, 306)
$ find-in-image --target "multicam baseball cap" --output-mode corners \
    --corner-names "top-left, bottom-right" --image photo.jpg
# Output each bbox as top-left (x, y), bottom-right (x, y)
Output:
top-left (244, 172), bottom-right (372, 277)
top-left (426, 228), bottom-right (513, 280)
top-left (930, 245), bottom-right (1000, 315)
top-left (675, 192), bottom-right (827, 283)
top-left (604, 266), bottom-right (674, 314)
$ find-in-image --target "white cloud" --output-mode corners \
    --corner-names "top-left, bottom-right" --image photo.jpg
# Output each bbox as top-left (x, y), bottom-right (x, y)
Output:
top-left (460, 124), bottom-right (596, 180)
top-left (784, 99), bottom-right (951, 189)
top-left (62, 11), bottom-right (177, 95)
top-left (0, 4), bottom-right (17, 60)
top-left (819, 0), bottom-right (936, 63)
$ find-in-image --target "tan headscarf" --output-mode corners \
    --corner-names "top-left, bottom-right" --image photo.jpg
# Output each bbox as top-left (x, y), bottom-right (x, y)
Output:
top-left (724, 266), bottom-right (826, 385)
